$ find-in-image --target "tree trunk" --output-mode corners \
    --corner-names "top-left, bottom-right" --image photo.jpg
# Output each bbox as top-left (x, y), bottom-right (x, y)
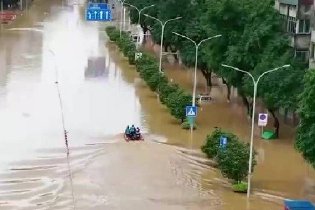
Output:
top-left (240, 94), bottom-right (250, 116)
top-left (170, 46), bottom-right (179, 62)
top-left (142, 26), bottom-right (148, 43)
top-left (201, 69), bottom-right (212, 93)
top-left (284, 108), bottom-right (288, 123)
top-left (164, 44), bottom-right (168, 53)
top-left (227, 85), bottom-right (231, 102)
top-left (201, 70), bottom-right (212, 93)
top-left (269, 109), bottom-right (279, 138)
top-left (222, 78), bottom-right (231, 102)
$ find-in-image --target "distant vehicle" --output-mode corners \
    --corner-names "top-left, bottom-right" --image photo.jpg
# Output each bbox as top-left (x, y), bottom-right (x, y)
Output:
top-left (284, 199), bottom-right (315, 210)
top-left (0, 11), bottom-right (16, 23)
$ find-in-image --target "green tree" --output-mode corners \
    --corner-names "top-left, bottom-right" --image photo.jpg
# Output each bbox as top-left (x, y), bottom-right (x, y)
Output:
top-left (146, 72), bottom-right (166, 92)
top-left (201, 128), bottom-right (256, 183)
top-left (242, 38), bottom-right (305, 137)
top-left (106, 26), bottom-right (120, 41)
top-left (150, 0), bottom-right (194, 58)
top-left (165, 89), bottom-right (192, 122)
top-left (126, 0), bottom-right (158, 40)
top-left (295, 69), bottom-right (315, 168)
top-left (201, 0), bottom-right (247, 100)
top-left (159, 83), bottom-right (179, 104)
top-left (201, 128), bottom-right (239, 158)
top-left (135, 53), bottom-right (157, 72)
top-left (217, 140), bottom-right (256, 183)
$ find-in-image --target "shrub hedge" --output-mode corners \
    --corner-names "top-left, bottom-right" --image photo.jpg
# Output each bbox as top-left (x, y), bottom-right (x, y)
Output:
top-left (106, 26), bottom-right (193, 125)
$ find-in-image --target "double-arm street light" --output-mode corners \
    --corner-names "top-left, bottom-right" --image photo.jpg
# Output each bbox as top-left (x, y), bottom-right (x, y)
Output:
top-left (118, 0), bottom-right (126, 37)
top-left (221, 64), bottom-right (290, 198)
top-left (124, 3), bottom-right (155, 26)
top-left (144, 14), bottom-right (182, 73)
top-left (173, 32), bottom-right (222, 107)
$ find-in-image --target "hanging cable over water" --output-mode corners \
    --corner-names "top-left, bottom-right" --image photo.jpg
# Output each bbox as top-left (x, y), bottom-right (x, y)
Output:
top-left (50, 49), bottom-right (76, 210)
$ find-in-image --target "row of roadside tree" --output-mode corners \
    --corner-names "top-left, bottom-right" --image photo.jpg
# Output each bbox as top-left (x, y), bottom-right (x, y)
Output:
top-left (122, 0), bottom-right (315, 173)
top-left (106, 25), bottom-right (255, 192)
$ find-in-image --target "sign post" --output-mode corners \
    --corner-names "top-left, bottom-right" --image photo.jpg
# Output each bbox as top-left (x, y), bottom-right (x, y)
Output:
top-left (258, 113), bottom-right (268, 135)
top-left (186, 106), bottom-right (197, 127)
top-left (86, 3), bottom-right (112, 21)
top-left (135, 52), bottom-right (142, 61)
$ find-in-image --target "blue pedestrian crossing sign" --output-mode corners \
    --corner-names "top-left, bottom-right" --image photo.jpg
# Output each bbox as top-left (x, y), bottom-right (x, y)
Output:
top-left (86, 3), bottom-right (112, 21)
top-left (220, 136), bottom-right (228, 148)
top-left (186, 106), bottom-right (197, 117)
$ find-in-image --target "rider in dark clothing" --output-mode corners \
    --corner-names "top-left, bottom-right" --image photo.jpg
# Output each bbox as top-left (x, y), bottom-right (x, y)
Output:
top-left (135, 127), bottom-right (140, 138)
top-left (129, 125), bottom-right (136, 139)
top-left (125, 125), bottom-right (130, 138)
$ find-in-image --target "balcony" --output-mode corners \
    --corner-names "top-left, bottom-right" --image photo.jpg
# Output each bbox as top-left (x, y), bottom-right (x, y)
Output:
top-left (279, 0), bottom-right (298, 5)
top-left (278, 0), bottom-right (313, 5)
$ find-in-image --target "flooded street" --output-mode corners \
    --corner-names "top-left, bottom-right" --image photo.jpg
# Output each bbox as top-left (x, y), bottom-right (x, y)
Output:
top-left (0, 0), bottom-right (313, 209)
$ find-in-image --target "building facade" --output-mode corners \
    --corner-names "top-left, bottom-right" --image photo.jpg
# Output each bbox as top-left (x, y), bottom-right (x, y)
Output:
top-left (275, 0), bottom-right (314, 66)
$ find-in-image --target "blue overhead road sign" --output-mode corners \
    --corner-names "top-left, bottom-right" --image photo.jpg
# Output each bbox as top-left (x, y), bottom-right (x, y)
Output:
top-left (86, 3), bottom-right (112, 21)
top-left (186, 106), bottom-right (197, 117)
top-left (88, 3), bottom-right (108, 10)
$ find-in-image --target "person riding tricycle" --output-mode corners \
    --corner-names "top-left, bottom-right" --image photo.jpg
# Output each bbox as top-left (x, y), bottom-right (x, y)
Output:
top-left (124, 125), bottom-right (142, 141)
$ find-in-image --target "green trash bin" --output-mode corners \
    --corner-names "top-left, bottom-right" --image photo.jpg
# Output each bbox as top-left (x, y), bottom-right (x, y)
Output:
top-left (261, 130), bottom-right (276, 140)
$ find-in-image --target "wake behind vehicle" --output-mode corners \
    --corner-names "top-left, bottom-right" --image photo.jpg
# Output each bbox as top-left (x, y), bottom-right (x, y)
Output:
top-left (124, 125), bottom-right (144, 141)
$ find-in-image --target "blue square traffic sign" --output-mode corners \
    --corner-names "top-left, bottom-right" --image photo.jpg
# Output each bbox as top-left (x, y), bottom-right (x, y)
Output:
top-left (220, 136), bottom-right (228, 148)
top-left (86, 3), bottom-right (112, 21)
top-left (186, 106), bottom-right (197, 117)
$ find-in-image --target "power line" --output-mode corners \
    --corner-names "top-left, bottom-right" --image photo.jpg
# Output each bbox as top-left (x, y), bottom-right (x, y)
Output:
top-left (50, 50), bottom-right (76, 210)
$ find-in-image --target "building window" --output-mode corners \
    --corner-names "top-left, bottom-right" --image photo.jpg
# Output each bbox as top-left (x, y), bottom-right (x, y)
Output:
top-left (295, 50), bottom-right (309, 62)
top-left (312, 44), bottom-right (315, 59)
top-left (287, 17), bottom-right (296, 34)
top-left (298, 19), bottom-right (310, 33)
top-left (304, 5), bottom-right (311, 13)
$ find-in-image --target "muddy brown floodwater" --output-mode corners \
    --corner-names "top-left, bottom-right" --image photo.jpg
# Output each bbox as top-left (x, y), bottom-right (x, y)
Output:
top-left (0, 0), bottom-right (313, 209)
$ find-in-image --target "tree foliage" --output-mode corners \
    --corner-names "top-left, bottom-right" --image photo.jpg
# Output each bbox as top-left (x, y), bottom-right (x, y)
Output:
top-left (165, 89), bottom-right (192, 122)
top-left (202, 128), bottom-right (256, 183)
top-left (126, 0), bottom-right (305, 136)
top-left (295, 70), bottom-right (315, 167)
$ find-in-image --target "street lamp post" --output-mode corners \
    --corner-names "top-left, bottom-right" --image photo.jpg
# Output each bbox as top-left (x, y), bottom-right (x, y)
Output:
top-left (124, 3), bottom-right (155, 26)
top-left (173, 32), bottom-right (222, 107)
top-left (221, 64), bottom-right (290, 198)
top-left (118, 0), bottom-right (126, 37)
top-left (144, 14), bottom-right (182, 73)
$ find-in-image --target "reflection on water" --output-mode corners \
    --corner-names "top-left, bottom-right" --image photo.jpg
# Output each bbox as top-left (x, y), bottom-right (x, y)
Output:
top-left (0, 0), bottom-right (145, 208)
top-left (84, 57), bottom-right (107, 78)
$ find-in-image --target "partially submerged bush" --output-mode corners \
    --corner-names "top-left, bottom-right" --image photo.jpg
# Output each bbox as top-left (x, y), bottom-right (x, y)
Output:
top-left (217, 140), bottom-right (256, 183)
top-left (166, 90), bottom-right (192, 123)
top-left (181, 120), bottom-right (197, 130)
top-left (232, 181), bottom-right (248, 193)
top-left (106, 26), bottom-right (120, 42)
top-left (201, 128), bottom-right (238, 159)
top-left (201, 128), bottom-right (257, 188)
